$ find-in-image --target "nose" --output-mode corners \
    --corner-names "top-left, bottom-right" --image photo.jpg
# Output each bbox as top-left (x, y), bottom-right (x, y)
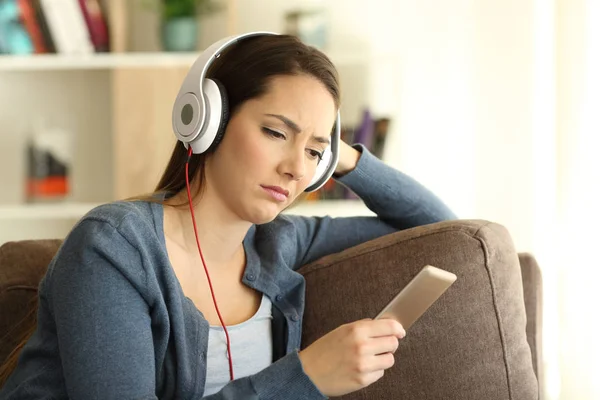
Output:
top-left (278, 148), bottom-right (306, 181)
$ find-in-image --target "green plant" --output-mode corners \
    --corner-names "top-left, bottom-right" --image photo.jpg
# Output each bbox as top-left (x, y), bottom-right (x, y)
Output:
top-left (142, 0), bottom-right (224, 20)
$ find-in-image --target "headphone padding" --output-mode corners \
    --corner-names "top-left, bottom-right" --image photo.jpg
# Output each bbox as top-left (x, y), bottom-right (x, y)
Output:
top-left (207, 78), bottom-right (230, 152)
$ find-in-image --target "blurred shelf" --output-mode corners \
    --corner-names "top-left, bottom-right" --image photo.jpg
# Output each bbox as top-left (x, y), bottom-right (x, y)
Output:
top-left (0, 202), bottom-right (101, 220)
top-left (284, 199), bottom-right (374, 218)
top-left (0, 51), bottom-right (388, 72)
top-left (0, 200), bottom-right (372, 220)
top-left (0, 52), bottom-right (199, 71)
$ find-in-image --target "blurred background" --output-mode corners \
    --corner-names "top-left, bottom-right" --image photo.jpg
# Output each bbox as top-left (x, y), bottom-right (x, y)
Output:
top-left (0, 0), bottom-right (598, 399)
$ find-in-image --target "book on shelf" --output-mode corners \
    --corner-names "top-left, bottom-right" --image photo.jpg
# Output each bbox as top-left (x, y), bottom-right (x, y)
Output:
top-left (0, 0), bottom-right (109, 55)
top-left (25, 125), bottom-right (73, 203)
top-left (302, 108), bottom-right (392, 203)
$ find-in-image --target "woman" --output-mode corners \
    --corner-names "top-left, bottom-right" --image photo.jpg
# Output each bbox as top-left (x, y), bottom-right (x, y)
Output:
top-left (0, 34), bottom-right (455, 399)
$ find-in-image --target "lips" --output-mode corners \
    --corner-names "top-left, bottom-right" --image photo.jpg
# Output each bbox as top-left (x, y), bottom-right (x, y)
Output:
top-left (261, 185), bottom-right (289, 197)
top-left (261, 185), bottom-right (290, 202)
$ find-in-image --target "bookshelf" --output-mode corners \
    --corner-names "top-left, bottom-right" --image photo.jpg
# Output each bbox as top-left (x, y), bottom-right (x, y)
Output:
top-left (0, 51), bottom-right (377, 71)
top-left (0, 203), bottom-right (102, 220)
top-left (0, 52), bottom-right (199, 71)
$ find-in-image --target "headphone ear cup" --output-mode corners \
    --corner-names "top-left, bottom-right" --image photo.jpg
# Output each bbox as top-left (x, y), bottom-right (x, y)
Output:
top-left (207, 78), bottom-right (230, 152)
top-left (305, 112), bottom-right (341, 192)
top-left (308, 148), bottom-right (331, 187)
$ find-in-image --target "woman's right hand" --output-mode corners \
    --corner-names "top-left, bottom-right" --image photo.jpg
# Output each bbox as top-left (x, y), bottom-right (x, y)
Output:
top-left (298, 318), bottom-right (406, 397)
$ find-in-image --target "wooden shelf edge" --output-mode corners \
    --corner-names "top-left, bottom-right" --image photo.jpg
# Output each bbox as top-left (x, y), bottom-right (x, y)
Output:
top-left (0, 51), bottom-right (393, 72)
top-left (0, 53), bottom-right (199, 71)
top-left (0, 200), bottom-right (372, 220)
top-left (0, 203), bottom-right (101, 220)
top-left (284, 199), bottom-right (374, 217)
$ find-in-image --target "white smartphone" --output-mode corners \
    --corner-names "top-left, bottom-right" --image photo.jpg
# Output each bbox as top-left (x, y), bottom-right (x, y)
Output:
top-left (374, 265), bottom-right (457, 329)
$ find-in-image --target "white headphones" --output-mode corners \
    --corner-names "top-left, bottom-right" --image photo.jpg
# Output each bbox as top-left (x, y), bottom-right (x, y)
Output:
top-left (172, 31), bottom-right (340, 192)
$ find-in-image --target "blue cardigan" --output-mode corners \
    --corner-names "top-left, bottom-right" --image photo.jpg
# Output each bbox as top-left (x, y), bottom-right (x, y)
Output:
top-left (0, 145), bottom-right (455, 399)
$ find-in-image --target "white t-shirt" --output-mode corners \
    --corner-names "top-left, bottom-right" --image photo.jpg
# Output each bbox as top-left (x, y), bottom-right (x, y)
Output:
top-left (203, 294), bottom-right (274, 396)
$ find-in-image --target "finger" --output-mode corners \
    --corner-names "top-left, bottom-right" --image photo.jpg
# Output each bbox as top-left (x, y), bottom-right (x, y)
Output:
top-left (357, 353), bottom-right (395, 375)
top-left (364, 319), bottom-right (406, 339)
top-left (365, 335), bottom-right (400, 356)
top-left (372, 352), bottom-right (396, 371)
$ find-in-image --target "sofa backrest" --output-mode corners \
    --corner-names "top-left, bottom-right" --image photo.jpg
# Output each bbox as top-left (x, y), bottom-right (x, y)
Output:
top-left (298, 220), bottom-right (540, 400)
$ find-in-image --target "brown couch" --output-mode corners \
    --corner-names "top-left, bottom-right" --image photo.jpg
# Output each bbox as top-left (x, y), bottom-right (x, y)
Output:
top-left (0, 219), bottom-right (542, 399)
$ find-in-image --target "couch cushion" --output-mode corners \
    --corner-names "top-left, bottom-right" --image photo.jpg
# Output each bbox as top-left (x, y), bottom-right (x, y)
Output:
top-left (298, 220), bottom-right (538, 400)
top-left (0, 240), bottom-right (62, 364)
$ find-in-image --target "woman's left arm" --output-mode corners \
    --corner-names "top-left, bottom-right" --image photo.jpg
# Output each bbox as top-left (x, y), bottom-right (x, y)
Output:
top-left (286, 142), bottom-right (457, 268)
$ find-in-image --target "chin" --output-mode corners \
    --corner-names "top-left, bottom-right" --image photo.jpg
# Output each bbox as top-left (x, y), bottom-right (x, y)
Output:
top-left (243, 201), bottom-right (284, 225)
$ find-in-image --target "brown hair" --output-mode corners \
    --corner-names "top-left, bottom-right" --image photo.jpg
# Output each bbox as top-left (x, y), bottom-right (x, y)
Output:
top-left (0, 34), bottom-right (340, 385)
top-left (151, 34), bottom-right (340, 206)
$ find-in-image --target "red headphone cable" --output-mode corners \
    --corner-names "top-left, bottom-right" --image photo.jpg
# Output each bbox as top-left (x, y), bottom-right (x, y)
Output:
top-left (185, 145), bottom-right (234, 381)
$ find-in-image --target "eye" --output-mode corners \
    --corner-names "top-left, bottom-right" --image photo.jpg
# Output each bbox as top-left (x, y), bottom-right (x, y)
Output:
top-left (262, 127), bottom-right (286, 140)
top-left (307, 149), bottom-right (324, 162)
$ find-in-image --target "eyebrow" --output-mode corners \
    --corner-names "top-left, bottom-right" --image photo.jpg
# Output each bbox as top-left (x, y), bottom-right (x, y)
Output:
top-left (265, 113), bottom-right (331, 145)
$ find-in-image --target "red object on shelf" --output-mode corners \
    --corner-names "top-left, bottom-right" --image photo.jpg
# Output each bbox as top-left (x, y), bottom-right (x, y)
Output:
top-left (26, 176), bottom-right (69, 199)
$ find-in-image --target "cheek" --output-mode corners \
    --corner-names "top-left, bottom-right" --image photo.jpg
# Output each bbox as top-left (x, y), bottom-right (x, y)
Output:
top-left (234, 131), bottom-right (269, 170)
top-left (242, 133), bottom-right (268, 163)
top-left (299, 172), bottom-right (316, 193)
top-left (223, 127), bottom-right (272, 180)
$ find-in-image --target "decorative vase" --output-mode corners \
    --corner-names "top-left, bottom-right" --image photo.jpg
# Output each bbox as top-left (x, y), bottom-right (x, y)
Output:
top-left (161, 17), bottom-right (198, 52)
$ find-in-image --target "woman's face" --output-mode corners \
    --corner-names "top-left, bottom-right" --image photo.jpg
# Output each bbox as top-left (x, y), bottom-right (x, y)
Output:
top-left (204, 74), bottom-right (337, 224)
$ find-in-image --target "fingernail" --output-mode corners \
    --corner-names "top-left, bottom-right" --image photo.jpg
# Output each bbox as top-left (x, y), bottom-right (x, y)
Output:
top-left (399, 329), bottom-right (406, 339)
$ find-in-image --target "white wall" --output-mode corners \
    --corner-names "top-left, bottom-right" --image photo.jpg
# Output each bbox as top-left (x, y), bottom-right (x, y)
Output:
top-left (554, 1), bottom-right (600, 398)
top-left (228, 0), bottom-right (543, 253)
top-left (367, 1), bottom-right (542, 254)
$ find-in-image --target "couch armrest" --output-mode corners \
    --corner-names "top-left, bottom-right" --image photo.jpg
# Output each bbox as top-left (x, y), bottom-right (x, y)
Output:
top-left (298, 219), bottom-right (538, 400)
top-left (0, 239), bottom-right (62, 365)
top-left (519, 252), bottom-right (543, 395)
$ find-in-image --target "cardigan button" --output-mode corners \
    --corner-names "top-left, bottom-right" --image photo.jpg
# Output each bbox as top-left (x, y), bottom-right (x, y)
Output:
top-left (246, 273), bottom-right (256, 281)
top-left (291, 313), bottom-right (300, 322)
top-left (275, 294), bottom-right (283, 302)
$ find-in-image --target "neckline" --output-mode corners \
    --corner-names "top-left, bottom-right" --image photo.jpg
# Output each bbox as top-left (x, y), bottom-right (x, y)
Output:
top-left (148, 200), bottom-right (263, 310)
top-left (208, 293), bottom-right (270, 330)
